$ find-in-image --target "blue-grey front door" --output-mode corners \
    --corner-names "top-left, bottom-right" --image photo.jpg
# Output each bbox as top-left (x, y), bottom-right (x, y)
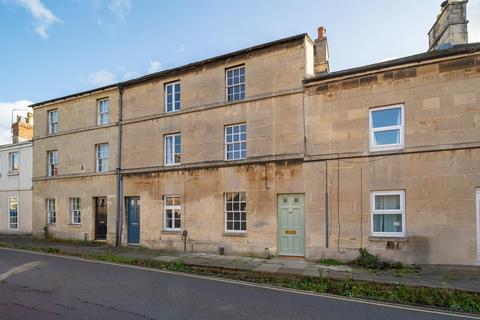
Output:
top-left (126, 197), bottom-right (140, 245)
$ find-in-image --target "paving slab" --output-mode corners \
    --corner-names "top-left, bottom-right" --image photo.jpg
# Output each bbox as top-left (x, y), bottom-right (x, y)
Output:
top-left (254, 263), bottom-right (283, 273)
top-left (152, 255), bottom-right (180, 263)
top-left (302, 268), bottom-right (321, 277)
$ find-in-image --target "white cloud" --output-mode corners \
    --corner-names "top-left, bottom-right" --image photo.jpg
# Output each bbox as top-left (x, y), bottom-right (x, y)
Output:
top-left (0, 100), bottom-right (32, 145)
top-left (109, 0), bottom-right (132, 19)
top-left (13, 0), bottom-right (61, 39)
top-left (89, 69), bottom-right (117, 86)
top-left (148, 61), bottom-right (162, 73)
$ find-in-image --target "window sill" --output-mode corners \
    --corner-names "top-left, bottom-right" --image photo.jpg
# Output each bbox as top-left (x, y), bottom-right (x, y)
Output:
top-left (369, 236), bottom-right (409, 242)
top-left (8, 172), bottom-right (19, 176)
top-left (68, 223), bottom-right (82, 227)
top-left (369, 145), bottom-right (404, 153)
top-left (223, 232), bottom-right (247, 237)
top-left (161, 230), bottom-right (182, 235)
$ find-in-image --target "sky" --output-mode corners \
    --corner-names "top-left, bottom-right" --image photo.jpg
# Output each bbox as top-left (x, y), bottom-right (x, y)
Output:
top-left (0, 0), bottom-right (479, 144)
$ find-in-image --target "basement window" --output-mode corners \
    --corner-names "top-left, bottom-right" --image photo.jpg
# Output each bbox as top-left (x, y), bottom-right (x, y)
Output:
top-left (371, 191), bottom-right (405, 237)
top-left (226, 66), bottom-right (245, 102)
top-left (96, 143), bottom-right (109, 172)
top-left (47, 150), bottom-right (58, 177)
top-left (164, 133), bottom-right (181, 166)
top-left (165, 81), bottom-right (181, 113)
top-left (48, 109), bottom-right (58, 134)
top-left (97, 99), bottom-right (109, 125)
top-left (225, 192), bottom-right (246, 232)
top-left (369, 104), bottom-right (404, 151)
top-left (8, 151), bottom-right (19, 173)
top-left (225, 123), bottom-right (246, 161)
top-left (47, 198), bottom-right (56, 224)
top-left (8, 197), bottom-right (18, 230)
top-left (70, 198), bottom-right (81, 224)
top-left (164, 196), bottom-right (181, 231)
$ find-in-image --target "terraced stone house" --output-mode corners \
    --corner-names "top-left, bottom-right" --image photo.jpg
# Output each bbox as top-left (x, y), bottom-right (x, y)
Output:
top-left (31, 0), bottom-right (480, 265)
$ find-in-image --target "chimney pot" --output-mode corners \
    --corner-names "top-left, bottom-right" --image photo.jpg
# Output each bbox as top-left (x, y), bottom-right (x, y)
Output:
top-left (317, 27), bottom-right (326, 40)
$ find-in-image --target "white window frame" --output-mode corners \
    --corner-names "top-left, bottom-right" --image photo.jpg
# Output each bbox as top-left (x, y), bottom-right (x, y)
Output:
top-left (164, 133), bottom-right (181, 166)
top-left (70, 197), bottom-right (81, 224)
top-left (47, 150), bottom-right (58, 177)
top-left (224, 192), bottom-right (247, 233)
top-left (226, 65), bottom-right (245, 102)
top-left (164, 195), bottom-right (181, 231)
top-left (96, 143), bottom-right (109, 173)
top-left (369, 104), bottom-right (404, 152)
top-left (47, 198), bottom-right (56, 225)
top-left (225, 123), bottom-right (247, 161)
top-left (8, 151), bottom-right (19, 173)
top-left (97, 98), bottom-right (109, 126)
top-left (48, 109), bottom-right (58, 134)
top-left (8, 197), bottom-right (18, 230)
top-left (371, 190), bottom-right (406, 237)
top-left (165, 81), bottom-right (181, 113)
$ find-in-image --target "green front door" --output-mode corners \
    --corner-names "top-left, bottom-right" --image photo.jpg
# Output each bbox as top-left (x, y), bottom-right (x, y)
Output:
top-left (277, 194), bottom-right (305, 256)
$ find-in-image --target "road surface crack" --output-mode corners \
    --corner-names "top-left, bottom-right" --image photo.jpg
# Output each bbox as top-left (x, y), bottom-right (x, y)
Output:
top-left (1, 302), bottom-right (62, 317)
top-left (74, 297), bottom-right (158, 320)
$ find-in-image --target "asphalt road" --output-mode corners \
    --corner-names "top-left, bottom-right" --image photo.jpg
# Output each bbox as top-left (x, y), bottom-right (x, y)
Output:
top-left (0, 248), bottom-right (477, 320)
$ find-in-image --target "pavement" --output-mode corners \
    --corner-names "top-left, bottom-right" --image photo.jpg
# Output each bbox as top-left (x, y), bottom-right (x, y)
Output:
top-left (0, 248), bottom-right (476, 320)
top-left (0, 235), bottom-right (480, 293)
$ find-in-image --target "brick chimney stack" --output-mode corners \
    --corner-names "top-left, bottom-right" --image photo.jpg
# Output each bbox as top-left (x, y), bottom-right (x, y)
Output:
top-left (314, 26), bottom-right (330, 74)
top-left (428, 0), bottom-right (468, 51)
top-left (11, 112), bottom-right (33, 144)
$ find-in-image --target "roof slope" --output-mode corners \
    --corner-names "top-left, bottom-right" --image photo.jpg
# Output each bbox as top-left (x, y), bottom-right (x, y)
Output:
top-left (305, 42), bottom-right (480, 83)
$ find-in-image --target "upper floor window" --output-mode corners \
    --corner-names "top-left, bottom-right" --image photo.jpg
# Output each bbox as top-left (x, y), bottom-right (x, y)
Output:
top-left (225, 123), bottom-right (246, 161)
top-left (225, 192), bottom-right (246, 232)
top-left (8, 197), bottom-right (18, 230)
top-left (48, 110), bottom-right (58, 134)
top-left (8, 151), bottom-right (19, 173)
top-left (97, 99), bottom-right (109, 125)
top-left (226, 66), bottom-right (245, 102)
top-left (47, 150), bottom-right (58, 177)
top-left (164, 196), bottom-right (181, 231)
top-left (369, 104), bottom-right (404, 151)
top-left (70, 197), bottom-right (81, 224)
top-left (164, 133), bottom-right (181, 166)
top-left (371, 190), bottom-right (405, 237)
top-left (96, 143), bottom-right (109, 172)
top-left (165, 81), bottom-right (181, 113)
top-left (47, 198), bottom-right (56, 224)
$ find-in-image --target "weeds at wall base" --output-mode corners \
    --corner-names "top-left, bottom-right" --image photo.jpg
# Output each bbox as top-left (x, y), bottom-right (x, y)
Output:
top-left (0, 241), bottom-right (478, 314)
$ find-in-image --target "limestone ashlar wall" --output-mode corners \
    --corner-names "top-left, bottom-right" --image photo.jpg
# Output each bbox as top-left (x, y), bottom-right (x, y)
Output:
top-left (121, 93), bottom-right (304, 169)
top-left (304, 53), bottom-right (480, 265)
top-left (305, 55), bottom-right (480, 155)
top-left (121, 161), bottom-right (321, 256)
top-left (33, 88), bottom-right (119, 139)
top-left (32, 176), bottom-right (116, 242)
top-left (121, 39), bottom-right (307, 121)
top-left (305, 149), bottom-right (480, 265)
top-left (32, 127), bottom-right (118, 178)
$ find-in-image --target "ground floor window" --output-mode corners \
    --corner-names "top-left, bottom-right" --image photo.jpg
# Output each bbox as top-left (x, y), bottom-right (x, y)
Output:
top-left (371, 190), bottom-right (405, 236)
top-left (8, 197), bottom-right (18, 230)
top-left (70, 198), bottom-right (81, 224)
top-left (225, 192), bottom-right (246, 232)
top-left (164, 196), bottom-right (181, 230)
top-left (47, 198), bottom-right (56, 224)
